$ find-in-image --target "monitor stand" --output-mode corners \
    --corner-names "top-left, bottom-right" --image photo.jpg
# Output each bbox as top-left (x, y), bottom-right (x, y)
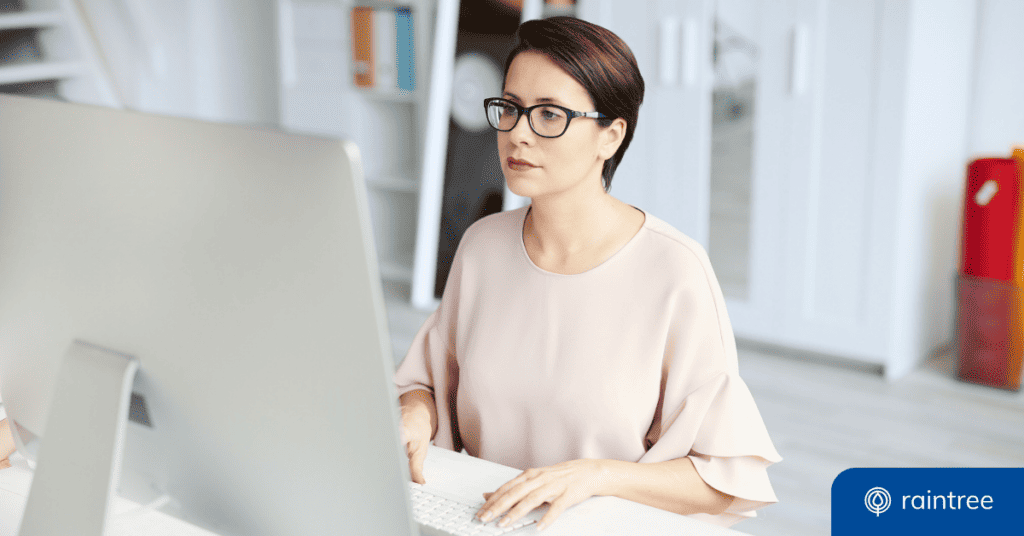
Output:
top-left (18, 341), bottom-right (139, 536)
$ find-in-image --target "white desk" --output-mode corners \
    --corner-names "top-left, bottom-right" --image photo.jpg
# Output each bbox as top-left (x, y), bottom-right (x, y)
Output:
top-left (0, 452), bottom-right (223, 536)
top-left (0, 436), bottom-right (753, 536)
top-left (0, 405), bottom-right (215, 536)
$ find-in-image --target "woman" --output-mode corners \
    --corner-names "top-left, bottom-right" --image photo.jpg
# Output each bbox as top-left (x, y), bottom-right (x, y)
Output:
top-left (395, 16), bottom-right (780, 530)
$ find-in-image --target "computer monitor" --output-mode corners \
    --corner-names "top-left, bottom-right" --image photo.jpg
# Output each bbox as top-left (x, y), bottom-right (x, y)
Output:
top-left (0, 94), bottom-right (416, 536)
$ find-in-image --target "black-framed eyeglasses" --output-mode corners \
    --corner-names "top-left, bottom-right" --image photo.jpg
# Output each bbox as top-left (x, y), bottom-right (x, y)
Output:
top-left (483, 97), bottom-right (607, 139)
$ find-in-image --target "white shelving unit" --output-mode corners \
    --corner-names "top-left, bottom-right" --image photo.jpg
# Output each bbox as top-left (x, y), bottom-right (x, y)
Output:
top-left (278, 0), bottom-right (437, 302)
top-left (0, 0), bottom-right (120, 106)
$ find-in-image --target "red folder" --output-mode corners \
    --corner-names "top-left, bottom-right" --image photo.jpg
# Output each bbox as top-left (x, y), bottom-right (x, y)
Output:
top-left (960, 158), bottom-right (1021, 281)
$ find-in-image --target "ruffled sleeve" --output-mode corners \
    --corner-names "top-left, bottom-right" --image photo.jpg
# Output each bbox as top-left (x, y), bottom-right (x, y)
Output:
top-left (640, 371), bottom-right (782, 526)
top-left (636, 235), bottom-right (782, 527)
top-left (393, 238), bottom-right (465, 452)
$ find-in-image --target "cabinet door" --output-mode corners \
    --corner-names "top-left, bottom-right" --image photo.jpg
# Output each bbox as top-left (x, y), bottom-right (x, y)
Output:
top-left (721, 0), bottom-right (892, 364)
top-left (781, 0), bottom-right (891, 364)
top-left (579, 0), bottom-right (715, 247)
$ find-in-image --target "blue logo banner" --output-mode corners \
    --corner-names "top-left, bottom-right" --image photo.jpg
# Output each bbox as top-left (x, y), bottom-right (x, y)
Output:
top-left (832, 468), bottom-right (1024, 534)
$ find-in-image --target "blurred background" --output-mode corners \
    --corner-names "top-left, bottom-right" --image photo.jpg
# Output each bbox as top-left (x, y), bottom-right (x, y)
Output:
top-left (2, 0), bottom-right (1022, 534)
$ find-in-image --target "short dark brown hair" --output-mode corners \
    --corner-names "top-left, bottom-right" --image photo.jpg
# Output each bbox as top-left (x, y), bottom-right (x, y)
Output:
top-left (503, 17), bottom-right (644, 191)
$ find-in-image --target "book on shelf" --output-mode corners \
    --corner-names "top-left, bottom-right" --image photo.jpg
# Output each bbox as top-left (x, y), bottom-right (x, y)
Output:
top-left (351, 7), bottom-right (374, 88)
top-left (350, 6), bottom-right (416, 92)
top-left (396, 7), bottom-right (415, 91)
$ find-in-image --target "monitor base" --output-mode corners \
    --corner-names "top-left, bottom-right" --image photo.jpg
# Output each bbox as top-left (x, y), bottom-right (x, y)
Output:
top-left (19, 341), bottom-right (138, 536)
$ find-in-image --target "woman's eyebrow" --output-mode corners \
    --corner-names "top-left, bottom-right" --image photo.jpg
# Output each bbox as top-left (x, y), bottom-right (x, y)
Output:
top-left (503, 92), bottom-right (562, 105)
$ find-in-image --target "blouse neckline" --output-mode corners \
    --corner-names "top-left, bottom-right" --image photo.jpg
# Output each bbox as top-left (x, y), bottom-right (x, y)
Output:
top-left (518, 205), bottom-right (648, 277)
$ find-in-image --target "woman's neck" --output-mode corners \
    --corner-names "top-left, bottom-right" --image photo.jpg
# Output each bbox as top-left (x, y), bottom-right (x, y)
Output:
top-left (523, 181), bottom-right (634, 269)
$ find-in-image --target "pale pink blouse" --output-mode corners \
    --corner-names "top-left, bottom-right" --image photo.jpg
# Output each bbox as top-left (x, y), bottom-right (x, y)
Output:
top-left (395, 206), bottom-right (781, 527)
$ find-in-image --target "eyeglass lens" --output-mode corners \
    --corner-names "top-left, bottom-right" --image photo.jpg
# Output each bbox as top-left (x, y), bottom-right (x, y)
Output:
top-left (486, 101), bottom-right (569, 138)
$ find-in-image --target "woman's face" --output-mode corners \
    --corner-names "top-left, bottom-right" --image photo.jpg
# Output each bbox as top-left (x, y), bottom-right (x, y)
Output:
top-left (497, 51), bottom-right (623, 201)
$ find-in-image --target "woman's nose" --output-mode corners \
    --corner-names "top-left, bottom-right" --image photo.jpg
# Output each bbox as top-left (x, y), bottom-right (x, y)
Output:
top-left (508, 113), bottom-right (535, 144)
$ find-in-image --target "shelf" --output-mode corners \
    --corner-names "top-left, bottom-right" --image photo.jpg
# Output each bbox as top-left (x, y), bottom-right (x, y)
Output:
top-left (0, 61), bottom-right (84, 85)
top-left (368, 175), bottom-right (419, 194)
top-left (0, 9), bottom-right (63, 30)
top-left (355, 87), bottom-right (419, 103)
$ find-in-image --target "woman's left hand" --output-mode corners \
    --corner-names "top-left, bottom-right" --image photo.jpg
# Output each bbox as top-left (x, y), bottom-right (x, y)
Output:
top-left (476, 459), bottom-right (608, 531)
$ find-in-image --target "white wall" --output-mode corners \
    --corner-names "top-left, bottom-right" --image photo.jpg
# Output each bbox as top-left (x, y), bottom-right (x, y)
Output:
top-left (967, 0), bottom-right (1024, 157)
top-left (887, 0), bottom-right (977, 379)
top-left (79, 0), bottom-right (279, 126)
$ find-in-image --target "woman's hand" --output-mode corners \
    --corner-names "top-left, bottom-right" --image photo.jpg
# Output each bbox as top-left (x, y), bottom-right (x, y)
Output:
top-left (398, 390), bottom-right (437, 485)
top-left (476, 459), bottom-right (608, 531)
top-left (399, 407), bottom-right (432, 484)
top-left (1, 419), bottom-right (15, 470)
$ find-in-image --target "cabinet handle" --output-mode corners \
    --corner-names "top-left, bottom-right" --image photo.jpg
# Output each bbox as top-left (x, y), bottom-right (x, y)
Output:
top-left (659, 18), bottom-right (680, 86)
top-left (682, 17), bottom-right (698, 88)
top-left (279, 0), bottom-right (297, 88)
top-left (790, 24), bottom-right (810, 96)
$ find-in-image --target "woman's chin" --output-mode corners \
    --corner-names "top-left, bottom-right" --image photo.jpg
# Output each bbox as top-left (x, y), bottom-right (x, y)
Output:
top-left (504, 175), bottom-right (536, 199)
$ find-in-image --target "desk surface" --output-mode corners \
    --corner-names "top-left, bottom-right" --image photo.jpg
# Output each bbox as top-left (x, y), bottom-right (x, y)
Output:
top-left (0, 456), bottom-right (222, 536)
top-left (0, 427), bottom-right (753, 536)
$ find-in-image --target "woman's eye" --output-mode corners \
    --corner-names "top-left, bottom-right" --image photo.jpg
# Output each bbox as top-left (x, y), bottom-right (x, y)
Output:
top-left (501, 105), bottom-right (516, 116)
top-left (539, 108), bottom-right (564, 121)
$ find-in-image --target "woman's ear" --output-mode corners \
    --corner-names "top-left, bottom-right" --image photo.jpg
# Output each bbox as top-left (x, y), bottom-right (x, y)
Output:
top-left (598, 118), bottom-right (627, 160)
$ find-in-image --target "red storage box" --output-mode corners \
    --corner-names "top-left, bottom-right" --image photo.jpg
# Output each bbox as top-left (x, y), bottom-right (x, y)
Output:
top-left (960, 158), bottom-right (1021, 281)
top-left (956, 274), bottom-right (1022, 390)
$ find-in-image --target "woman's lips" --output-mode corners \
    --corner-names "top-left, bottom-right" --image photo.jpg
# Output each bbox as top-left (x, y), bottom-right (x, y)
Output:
top-left (507, 157), bottom-right (536, 171)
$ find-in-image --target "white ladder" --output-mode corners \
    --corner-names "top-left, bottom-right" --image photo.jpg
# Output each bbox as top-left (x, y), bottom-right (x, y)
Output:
top-left (0, 0), bottom-right (120, 107)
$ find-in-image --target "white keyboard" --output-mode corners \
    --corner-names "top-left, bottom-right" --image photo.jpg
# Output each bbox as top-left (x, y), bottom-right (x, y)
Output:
top-left (409, 482), bottom-right (540, 536)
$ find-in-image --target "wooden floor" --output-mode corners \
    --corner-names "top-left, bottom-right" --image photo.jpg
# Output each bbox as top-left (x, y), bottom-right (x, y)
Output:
top-left (383, 294), bottom-right (1024, 536)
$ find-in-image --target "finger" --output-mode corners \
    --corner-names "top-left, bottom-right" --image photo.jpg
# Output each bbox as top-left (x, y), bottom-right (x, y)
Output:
top-left (0, 460), bottom-right (10, 470)
top-left (479, 476), bottom-right (545, 521)
top-left (537, 497), bottom-right (574, 531)
top-left (499, 487), bottom-right (558, 529)
top-left (410, 442), bottom-right (428, 484)
top-left (407, 441), bottom-right (427, 484)
top-left (479, 468), bottom-right (540, 513)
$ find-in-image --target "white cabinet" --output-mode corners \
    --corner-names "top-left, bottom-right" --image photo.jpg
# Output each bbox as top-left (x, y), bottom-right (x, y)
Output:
top-left (723, 0), bottom-right (975, 378)
top-left (723, 0), bottom-right (896, 364)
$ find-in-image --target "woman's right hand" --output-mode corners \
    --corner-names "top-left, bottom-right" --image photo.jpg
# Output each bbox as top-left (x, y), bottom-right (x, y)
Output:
top-left (400, 407), bottom-right (432, 484)
top-left (398, 389), bottom-right (437, 485)
top-left (1, 418), bottom-right (15, 470)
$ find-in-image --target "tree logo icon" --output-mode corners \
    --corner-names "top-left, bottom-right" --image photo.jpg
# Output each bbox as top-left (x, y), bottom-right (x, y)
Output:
top-left (865, 487), bottom-right (892, 516)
